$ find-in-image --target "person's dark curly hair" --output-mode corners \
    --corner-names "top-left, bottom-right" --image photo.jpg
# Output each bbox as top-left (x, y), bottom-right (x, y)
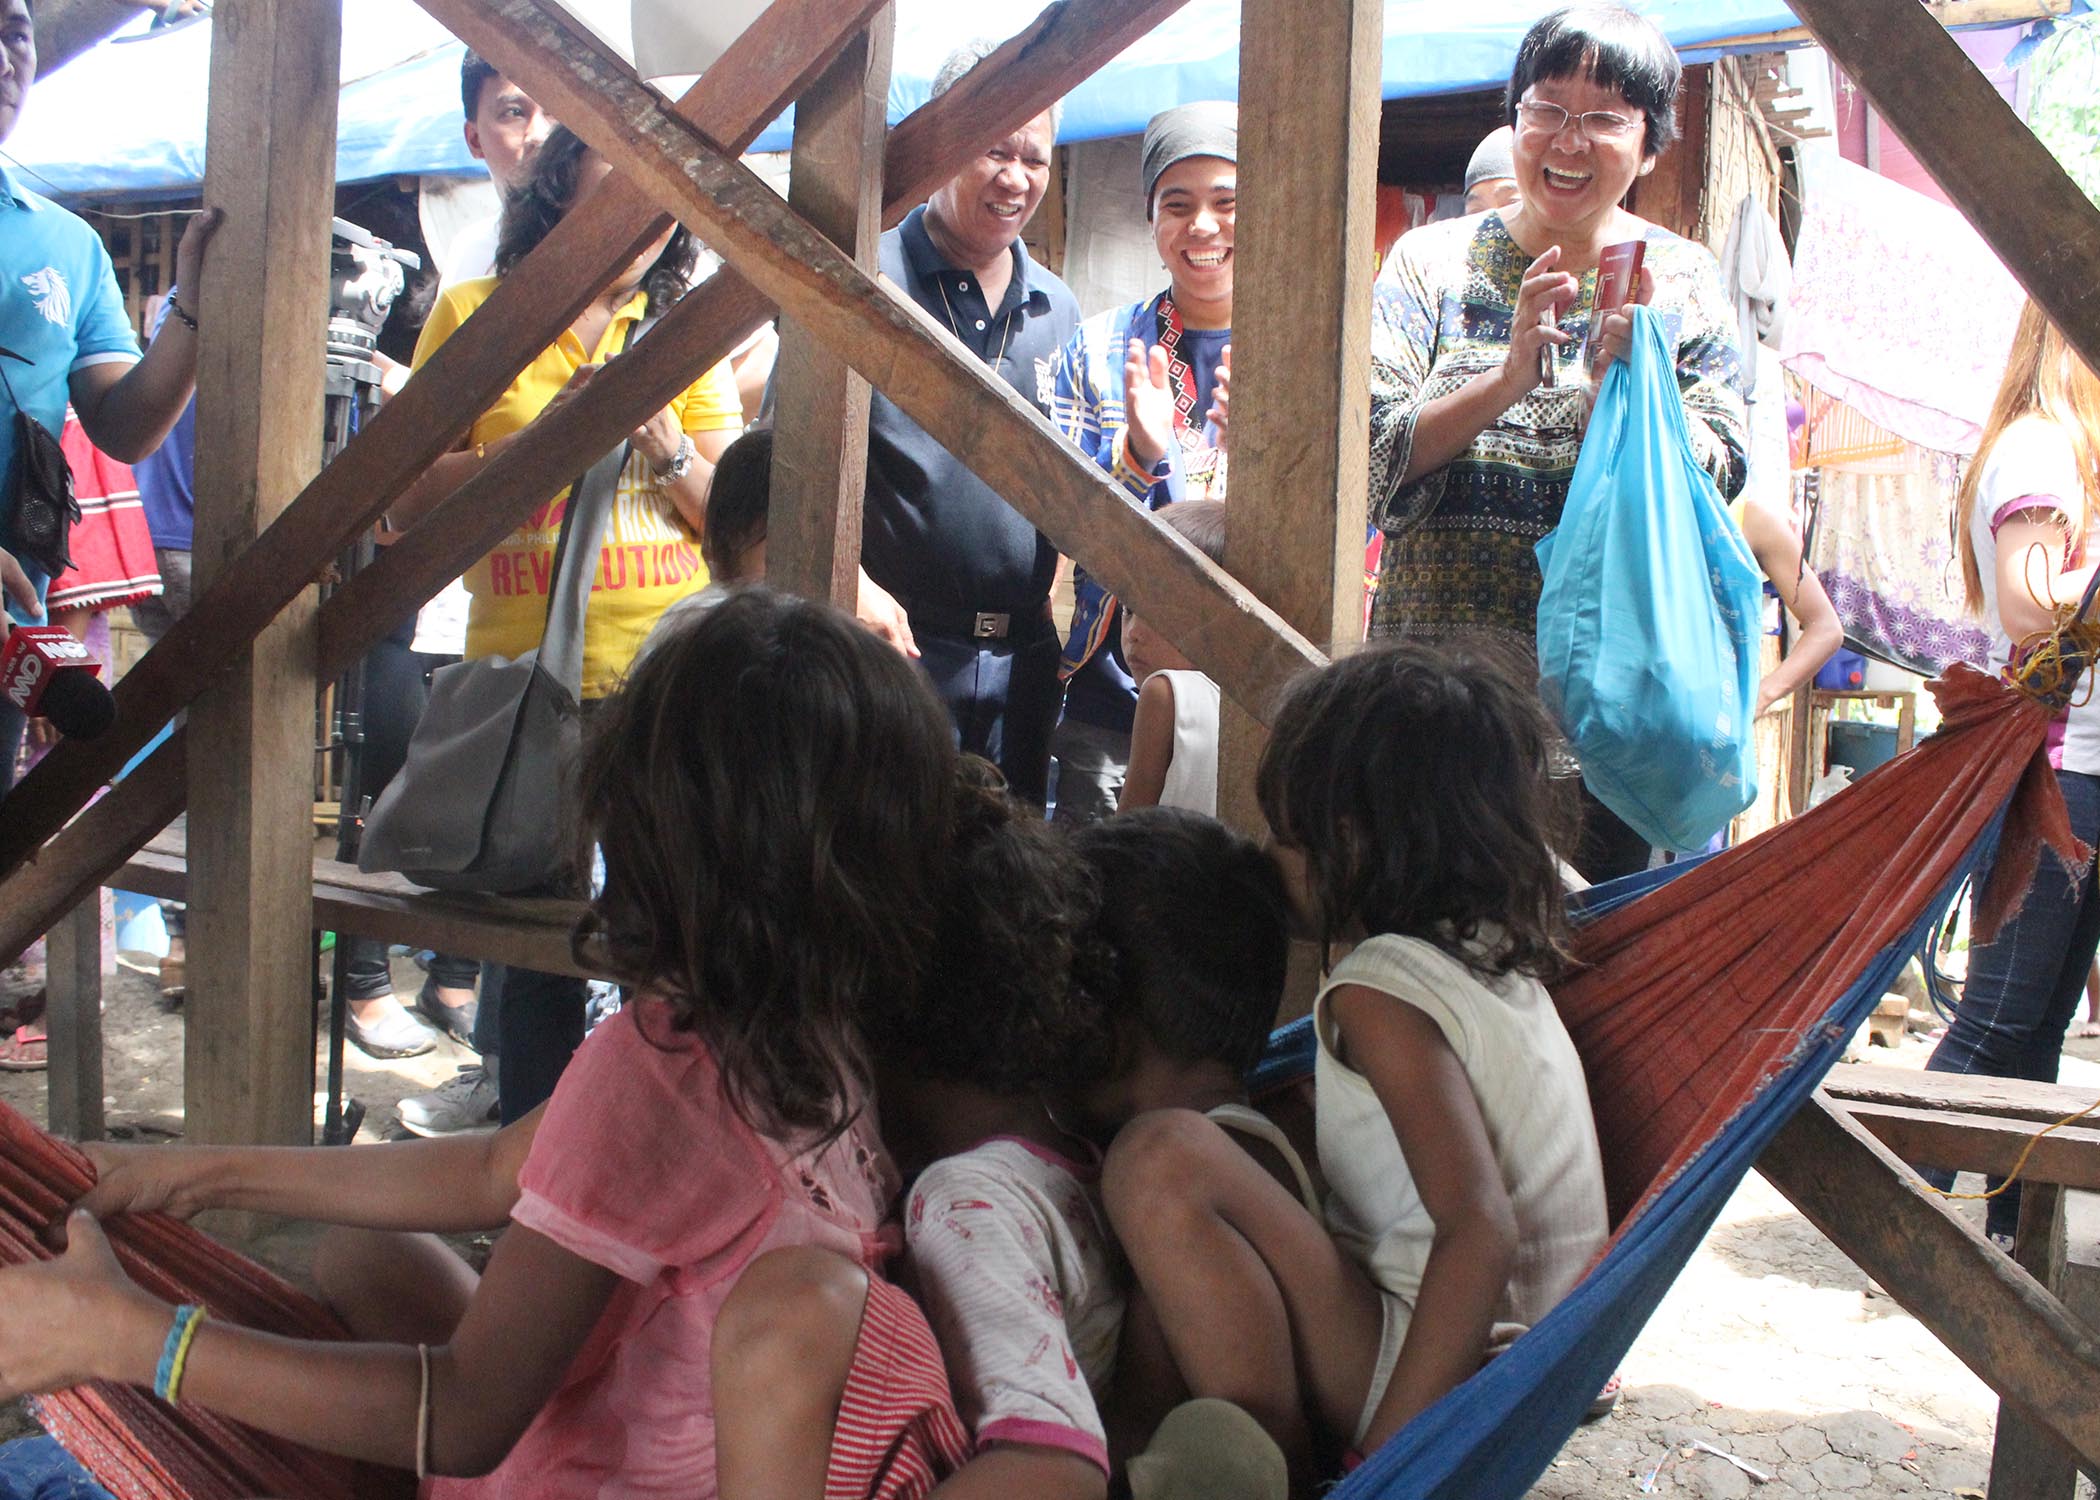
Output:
top-left (494, 125), bottom-right (699, 315)
top-left (1071, 808), bottom-right (1288, 1079)
top-left (1256, 640), bottom-right (1578, 982)
top-left (870, 761), bottom-right (1117, 1098)
top-left (573, 588), bottom-right (960, 1141)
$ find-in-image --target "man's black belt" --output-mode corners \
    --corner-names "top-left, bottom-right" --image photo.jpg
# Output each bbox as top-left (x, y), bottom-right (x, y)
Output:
top-left (905, 601), bottom-right (1037, 641)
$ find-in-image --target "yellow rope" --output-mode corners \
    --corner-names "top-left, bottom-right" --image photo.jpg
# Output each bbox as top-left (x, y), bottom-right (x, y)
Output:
top-left (1918, 1093), bottom-right (2100, 1202)
top-left (2006, 550), bottom-right (2100, 710)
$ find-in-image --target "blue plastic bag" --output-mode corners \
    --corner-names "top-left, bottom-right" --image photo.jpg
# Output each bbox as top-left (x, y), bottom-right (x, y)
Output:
top-left (1535, 304), bottom-right (1761, 853)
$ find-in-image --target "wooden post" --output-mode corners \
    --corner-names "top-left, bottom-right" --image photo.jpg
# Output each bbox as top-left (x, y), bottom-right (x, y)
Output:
top-left (1991, 1181), bottom-right (2079, 1500)
top-left (1215, 0), bottom-right (1380, 842)
top-left (1630, 64), bottom-right (1712, 243)
top-left (184, 0), bottom-right (341, 1146)
top-left (1760, 1096), bottom-right (2100, 1467)
top-left (767, 11), bottom-right (892, 608)
top-left (44, 896), bottom-right (102, 1142)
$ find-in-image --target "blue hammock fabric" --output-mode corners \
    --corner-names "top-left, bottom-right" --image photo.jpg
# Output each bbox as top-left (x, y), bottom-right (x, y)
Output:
top-left (1242, 662), bottom-right (2075, 1498)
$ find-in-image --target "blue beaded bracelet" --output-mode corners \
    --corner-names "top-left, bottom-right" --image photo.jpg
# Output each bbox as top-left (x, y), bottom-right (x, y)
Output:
top-left (153, 1304), bottom-right (205, 1402)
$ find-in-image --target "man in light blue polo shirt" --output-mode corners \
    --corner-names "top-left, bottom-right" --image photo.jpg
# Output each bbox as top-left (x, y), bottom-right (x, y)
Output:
top-left (0, 0), bottom-right (219, 790)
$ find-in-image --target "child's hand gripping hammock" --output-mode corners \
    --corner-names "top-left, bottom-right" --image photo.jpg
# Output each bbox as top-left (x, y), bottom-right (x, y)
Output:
top-left (0, 1112), bottom-right (367, 1500)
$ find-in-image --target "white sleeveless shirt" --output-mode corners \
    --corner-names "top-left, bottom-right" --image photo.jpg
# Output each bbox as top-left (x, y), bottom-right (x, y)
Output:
top-left (1152, 668), bottom-right (1221, 816)
top-left (1313, 932), bottom-right (1607, 1326)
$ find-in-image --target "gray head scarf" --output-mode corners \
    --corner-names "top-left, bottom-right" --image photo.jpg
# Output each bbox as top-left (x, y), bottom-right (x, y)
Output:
top-left (1142, 101), bottom-right (1238, 218)
top-left (1464, 126), bottom-right (1517, 193)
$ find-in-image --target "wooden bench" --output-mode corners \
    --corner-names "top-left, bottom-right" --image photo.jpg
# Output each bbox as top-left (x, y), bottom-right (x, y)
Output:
top-left (1820, 1064), bottom-right (2100, 1497)
top-left (44, 830), bottom-right (603, 1143)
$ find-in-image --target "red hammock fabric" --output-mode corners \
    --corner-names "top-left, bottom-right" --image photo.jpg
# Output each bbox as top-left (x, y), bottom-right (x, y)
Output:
top-left (0, 1106), bottom-right (373, 1500)
top-left (1561, 663), bottom-right (2077, 1227)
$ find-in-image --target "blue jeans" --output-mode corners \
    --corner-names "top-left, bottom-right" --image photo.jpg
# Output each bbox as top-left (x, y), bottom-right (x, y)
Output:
top-left (914, 606), bottom-right (1061, 807)
top-left (1923, 768), bottom-right (2100, 1238)
top-left (0, 1438), bottom-right (112, 1500)
top-left (341, 627), bottom-right (479, 1005)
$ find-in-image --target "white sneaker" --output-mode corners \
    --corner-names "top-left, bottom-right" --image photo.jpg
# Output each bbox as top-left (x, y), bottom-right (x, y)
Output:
top-left (397, 1066), bottom-right (500, 1137)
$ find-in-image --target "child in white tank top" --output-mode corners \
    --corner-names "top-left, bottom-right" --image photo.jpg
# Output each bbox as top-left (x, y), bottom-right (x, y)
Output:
top-left (1099, 643), bottom-right (1607, 1479)
top-left (1120, 502), bottom-right (1227, 816)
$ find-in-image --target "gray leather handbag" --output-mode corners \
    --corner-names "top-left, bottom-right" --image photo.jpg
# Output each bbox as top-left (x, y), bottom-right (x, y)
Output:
top-left (358, 439), bottom-right (629, 893)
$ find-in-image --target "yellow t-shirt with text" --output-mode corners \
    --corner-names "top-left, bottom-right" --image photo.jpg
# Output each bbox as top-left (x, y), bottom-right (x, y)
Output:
top-left (412, 277), bottom-right (743, 698)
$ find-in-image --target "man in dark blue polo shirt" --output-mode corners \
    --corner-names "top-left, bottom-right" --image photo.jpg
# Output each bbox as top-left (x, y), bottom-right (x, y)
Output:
top-left (852, 41), bottom-right (1080, 806)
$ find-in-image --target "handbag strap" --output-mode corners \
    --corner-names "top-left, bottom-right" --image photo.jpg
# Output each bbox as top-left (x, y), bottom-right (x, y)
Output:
top-left (535, 311), bottom-right (660, 691)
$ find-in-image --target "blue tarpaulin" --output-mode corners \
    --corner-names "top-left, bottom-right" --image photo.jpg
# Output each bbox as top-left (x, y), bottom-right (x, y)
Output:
top-left (2, 0), bottom-right (2037, 201)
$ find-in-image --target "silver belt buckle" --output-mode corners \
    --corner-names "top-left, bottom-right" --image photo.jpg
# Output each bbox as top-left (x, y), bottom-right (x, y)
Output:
top-left (971, 611), bottom-right (1010, 640)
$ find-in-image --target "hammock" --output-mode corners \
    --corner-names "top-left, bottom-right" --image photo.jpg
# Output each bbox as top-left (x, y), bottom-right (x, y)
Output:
top-left (0, 665), bottom-right (2073, 1500)
top-left (1248, 662), bottom-right (2074, 1499)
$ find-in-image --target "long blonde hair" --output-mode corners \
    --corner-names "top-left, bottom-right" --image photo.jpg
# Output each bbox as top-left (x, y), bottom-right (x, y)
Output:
top-left (1956, 300), bottom-right (2100, 614)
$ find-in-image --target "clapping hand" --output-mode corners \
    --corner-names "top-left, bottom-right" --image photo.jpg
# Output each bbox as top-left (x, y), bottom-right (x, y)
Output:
top-left (1122, 338), bottom-right (1177, 471)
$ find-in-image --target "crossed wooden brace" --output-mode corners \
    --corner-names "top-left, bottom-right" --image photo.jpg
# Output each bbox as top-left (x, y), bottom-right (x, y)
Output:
top-left (0, 0), bottom-right (1314, 961)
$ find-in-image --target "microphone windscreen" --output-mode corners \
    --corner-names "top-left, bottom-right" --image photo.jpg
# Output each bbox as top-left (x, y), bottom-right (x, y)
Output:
top-left (38, 668), bottom-right (115, 740)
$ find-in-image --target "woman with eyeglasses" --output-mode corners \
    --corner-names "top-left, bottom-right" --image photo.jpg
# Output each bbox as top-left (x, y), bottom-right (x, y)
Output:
top-left (1365, 3), bottom-right (1748, 882)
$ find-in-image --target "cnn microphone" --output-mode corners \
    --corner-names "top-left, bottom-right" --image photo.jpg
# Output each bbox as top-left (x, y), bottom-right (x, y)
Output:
top-left (1, 625), bottom-right (116, 741)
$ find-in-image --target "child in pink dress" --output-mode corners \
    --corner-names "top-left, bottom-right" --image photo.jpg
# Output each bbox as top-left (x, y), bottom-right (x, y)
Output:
top-left (1, 591), bottom-right (976, 1499)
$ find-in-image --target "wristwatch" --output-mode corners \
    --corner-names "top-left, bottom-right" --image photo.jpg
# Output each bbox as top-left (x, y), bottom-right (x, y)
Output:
top-left (655, 434), bottom-right (698, 484)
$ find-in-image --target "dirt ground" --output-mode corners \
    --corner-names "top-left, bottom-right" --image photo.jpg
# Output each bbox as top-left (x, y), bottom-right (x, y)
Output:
top-left (3, 955), bottom-right (2096, 1496)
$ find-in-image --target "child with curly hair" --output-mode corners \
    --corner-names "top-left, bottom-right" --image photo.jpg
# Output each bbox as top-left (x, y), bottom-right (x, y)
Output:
top-left (712, 780), bottom-right (1288, 1500)
top-left (1102, 643), bottom-right (1609, 1476)
top-left (0, 591), bottom-right (974, 1499)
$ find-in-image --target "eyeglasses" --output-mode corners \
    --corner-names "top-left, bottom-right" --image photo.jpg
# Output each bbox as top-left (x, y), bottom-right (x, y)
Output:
top-left (1514, 99), bottom-right (1642, 145)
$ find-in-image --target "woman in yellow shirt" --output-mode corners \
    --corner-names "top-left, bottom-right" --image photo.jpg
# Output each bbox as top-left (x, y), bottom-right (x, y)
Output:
top-left (390, 125), bottom-right (744, 1124)
top-left (395, 125), bottom-right (744, 697)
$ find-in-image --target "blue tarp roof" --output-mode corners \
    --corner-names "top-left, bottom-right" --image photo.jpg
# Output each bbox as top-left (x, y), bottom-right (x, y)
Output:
top-left (0, 0), bottom-right (2013, 201)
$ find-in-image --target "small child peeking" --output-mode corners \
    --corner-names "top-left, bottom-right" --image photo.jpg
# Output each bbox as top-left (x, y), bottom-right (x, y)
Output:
top-left (1119, 500), bottom-right (1227, 816)
top-left (698, 426), bottom-right (772, 586)
top-left (711, 768), bottom-right (1125, 1500)
top-left (1065, 807), bottom-right (1311, 1209)
top-left (1102, 642), bottom-right (1609, 1474)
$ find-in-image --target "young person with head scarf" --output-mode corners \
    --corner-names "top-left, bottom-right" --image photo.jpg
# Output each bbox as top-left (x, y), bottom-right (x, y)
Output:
top-left (1046, 102), bottom-right (1236, 824)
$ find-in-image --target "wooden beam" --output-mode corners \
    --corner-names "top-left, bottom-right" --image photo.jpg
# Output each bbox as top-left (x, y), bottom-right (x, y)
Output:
top-left (116, 837), bottom-right (600, 981)
top-left (330, 0), bottom-right (1189, 666)
top-left (1825, 1062), bottom-right (2100, 1126)
top-left (1630, 64), bottom-right (1712, 243)
top-left (44, 897), bottom-right (102, 1142)
top-left (1758, 1094), bottom-right (2100, 1467)
top-left (0, 0), bottom-right (889, 881)
top-left (1992, 1182), bottom-right (2078, 1500)
top-left (1217, 0), bottom-right (1381, 835)
top-left (1699, 0), bottom-right (2069, 51)
top-left (31, 0), bottom-right (146, 76)
top-left (0, 736), bottom-right (187, 971)
top-left (1786, 0), bottom-right (2100, 376)
top-left (437, 0), bottom-right (1325, 725)
top-left (183, 0), bottom-right (341, 1147)
top-left (1838, 1100), bottom-right (2100, 1194)
top-left (767, 13), bottom-right (891, 606)
top-left (0, 0), bottom-right (1199, 970)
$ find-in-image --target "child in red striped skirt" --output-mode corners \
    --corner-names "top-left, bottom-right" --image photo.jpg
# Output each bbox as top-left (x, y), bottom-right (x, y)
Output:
top-left (712, 773), bottom-right (1289, 1500)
